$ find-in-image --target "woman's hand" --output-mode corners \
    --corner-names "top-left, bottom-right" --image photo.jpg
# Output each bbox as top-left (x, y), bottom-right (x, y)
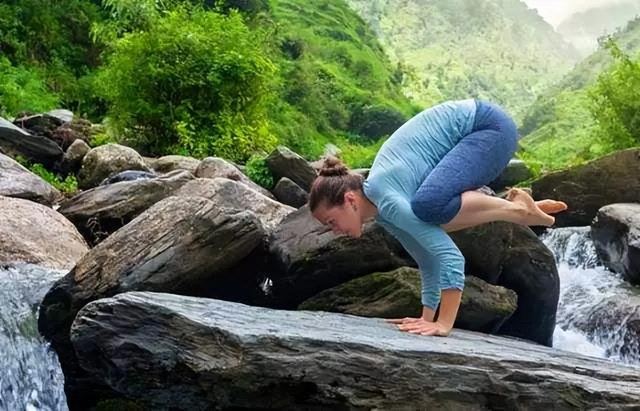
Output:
top-left (385, 317), bottom-right (452, 336)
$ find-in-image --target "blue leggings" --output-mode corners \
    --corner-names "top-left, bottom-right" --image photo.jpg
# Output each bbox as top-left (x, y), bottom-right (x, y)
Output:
top-left (410, 100), bottom-right (519, 225)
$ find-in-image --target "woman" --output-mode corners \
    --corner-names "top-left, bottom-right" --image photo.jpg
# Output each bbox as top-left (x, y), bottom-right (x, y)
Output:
top-left (308, 99), bottom-right (567, 337)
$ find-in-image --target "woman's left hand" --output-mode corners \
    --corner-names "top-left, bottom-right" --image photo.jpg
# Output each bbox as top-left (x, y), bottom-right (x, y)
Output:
top-left (386, 317), bottom-right (452, 337)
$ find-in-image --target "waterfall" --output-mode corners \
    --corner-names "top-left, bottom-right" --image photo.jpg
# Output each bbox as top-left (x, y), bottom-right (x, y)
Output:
top-left (542, 227), bottom-right (640, 365)
top-left (0, 264), bottom-right (68, 411)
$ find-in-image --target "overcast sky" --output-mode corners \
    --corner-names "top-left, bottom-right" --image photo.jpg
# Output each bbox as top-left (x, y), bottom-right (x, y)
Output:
top-left (522, 0), bottom-right (633, 27)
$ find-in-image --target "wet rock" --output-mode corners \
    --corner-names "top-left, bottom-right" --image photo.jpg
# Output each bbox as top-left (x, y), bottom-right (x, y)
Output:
top-left (591, 203), bottom-right (640, 285)
top-left (70, 292), bottom-right (640, 410)
top-left (0, 117), bottom-right (63, 167)
top-left (272, 177), bottom-right (308, 208)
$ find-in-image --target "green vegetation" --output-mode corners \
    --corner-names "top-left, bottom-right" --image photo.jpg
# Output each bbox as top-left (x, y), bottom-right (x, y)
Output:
top-left (519, 18), bottom-right (640, 176)
top-left (244, 154), bottom-right (275, 189)
top-left (15, 156), bottom-right (79, 195)
top-left (346, 0), bottom-right (580, 120)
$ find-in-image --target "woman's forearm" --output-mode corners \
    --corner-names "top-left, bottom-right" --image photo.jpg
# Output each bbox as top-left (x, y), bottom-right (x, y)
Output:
top-left (435, 289), bottom-right (462, 329)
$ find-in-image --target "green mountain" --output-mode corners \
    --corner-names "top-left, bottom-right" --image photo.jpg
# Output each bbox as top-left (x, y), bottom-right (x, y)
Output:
top-left (344, 0), bottom-right (581, 120)
top-left (519, 17), bottom-right (640, 174)
top-left (557, 1), bottom-right (640, 57)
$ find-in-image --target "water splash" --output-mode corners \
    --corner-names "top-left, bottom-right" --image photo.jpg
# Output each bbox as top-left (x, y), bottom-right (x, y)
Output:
top-left (0, 264), bottom-right (68, 411)
top-left (542, 227), bottom-right (640, 365)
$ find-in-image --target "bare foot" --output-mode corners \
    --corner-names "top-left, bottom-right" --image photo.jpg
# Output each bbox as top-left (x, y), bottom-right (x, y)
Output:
top-left (506, 188), bottom-right (556, 226)
top-left (536, 199), bottom-right (568, 214)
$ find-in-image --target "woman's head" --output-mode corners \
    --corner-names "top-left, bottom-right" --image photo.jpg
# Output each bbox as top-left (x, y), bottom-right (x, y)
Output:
top-left (309, 157), bottom-right (366, 237)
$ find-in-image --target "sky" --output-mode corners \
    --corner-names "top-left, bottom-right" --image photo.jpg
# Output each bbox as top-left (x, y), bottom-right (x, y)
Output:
top-left (522, 0), bottom-right (632, 27)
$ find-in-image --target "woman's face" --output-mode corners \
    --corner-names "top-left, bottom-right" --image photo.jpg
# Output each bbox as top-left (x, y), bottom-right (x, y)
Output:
top-left (312, 193), bottom-right (363, 238)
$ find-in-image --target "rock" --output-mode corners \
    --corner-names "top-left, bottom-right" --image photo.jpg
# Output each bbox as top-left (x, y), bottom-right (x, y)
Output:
top-left (299, 267), bottom-right (517, 333)
top-left (0, 117), bottom-right (63, 167)
top-left (266, 146), bottom-right (317, 191)
top-left (267, 206), bottom-right (411, 308)
top-left (489, 159), bottom-right (532, 191)
top-left (148, 155), bottom-right (200, 175)
top-left (591, 203), bottom-right (640, 285)
top-left (195, 156), bottom-right (274, 199)
top-left (39, 195), bottom-right (266, 405)
top-left (58, 170), bottom-right (195, 245)
top-left (47, 109), bottom-right (74, 124)
top-left (77, 144), bottom-right (151, 189)
top-left (174, 177), bottom-right (294, 233)
top-left (0, 153), bottom-right (62, 206)
top-left (532, 148), bottom-right (640, 227)
top-left (0, 196), bottom-right (88, 269)
top-left (272, 177), bottom-right (308, 208)
top-left (71, 292), bottom-right (640, 410)
top-left (99, 170), bottom-right (157, 185)
top-left (450, 222), bottom-right (559, 346)
top-left (61, 139), bottom-right (91, 175)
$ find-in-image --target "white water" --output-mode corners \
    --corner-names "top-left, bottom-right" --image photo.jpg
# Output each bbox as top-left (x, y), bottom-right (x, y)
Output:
top-left (0, 264), bottom-right (68, 411)
top-left (543, 227), bottom-right (640, 365)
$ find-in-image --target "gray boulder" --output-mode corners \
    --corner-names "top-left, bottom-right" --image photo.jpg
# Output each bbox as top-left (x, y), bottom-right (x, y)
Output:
top-left (450, 222), bottom-right (559, 346)
top-left (272, 177), bottom-right (308, 208)
top-left (174, 177), bottom-right (294, 233)
top-left (195, 156), bottom-right (274, 199)
top-left (70, 292), bottom-right (640, 410)
top-left (0, 153), bottom-right (62, 206)
top-left (148, 155), bottom-right (200, 175)
top-left (299, 267), bottom-right (517, 334)
top-left (0, 196), bottom-right (88, 270)
top-left (591, 203), bottom-right (640, 285)
top-left (39, 195), bottom-right (266, 404)
top-left (532, 148), bottom-right (640, 227)
top-left (267, 206), bottom-right (411, 308)
top-left (62, 139), bottom-right (91, 175)
top-left (266, 146), bottom-right (317, 191)
top-left (77, 143), bottom-right (151, 189)
top-left (58, 170), bottom-right (194, 245)
top-left (0, 117), bottom-right (63, 167)
top-left (489, 159), bottom-right (532, 191)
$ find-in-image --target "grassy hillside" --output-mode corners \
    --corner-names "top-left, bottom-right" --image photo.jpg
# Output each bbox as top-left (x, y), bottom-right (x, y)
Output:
top-left (345, 0), bottom-right (580, 120)
top-left (519, 17), bottom-right (640, 174)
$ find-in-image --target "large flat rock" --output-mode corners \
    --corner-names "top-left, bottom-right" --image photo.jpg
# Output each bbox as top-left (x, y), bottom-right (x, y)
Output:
top-left (71, 292), bottom-right (640, 410)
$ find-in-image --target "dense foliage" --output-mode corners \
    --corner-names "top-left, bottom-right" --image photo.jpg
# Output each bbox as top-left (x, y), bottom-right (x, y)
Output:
top-left (346, 0), bottom-right (580, 120)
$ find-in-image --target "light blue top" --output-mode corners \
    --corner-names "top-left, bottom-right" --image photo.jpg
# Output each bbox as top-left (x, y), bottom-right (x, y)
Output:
top-left (362, 99), bottom-right (477, 310)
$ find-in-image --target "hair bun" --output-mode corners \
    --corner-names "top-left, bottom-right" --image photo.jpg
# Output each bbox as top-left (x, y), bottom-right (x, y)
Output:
top-left (319, 156), bottom-right (349, 177)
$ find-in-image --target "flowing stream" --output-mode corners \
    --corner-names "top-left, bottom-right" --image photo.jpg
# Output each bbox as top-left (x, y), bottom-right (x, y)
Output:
top-left (543, 227), bottom-right (640, 364)
top-left (0, 264), bottom-right (68, 411)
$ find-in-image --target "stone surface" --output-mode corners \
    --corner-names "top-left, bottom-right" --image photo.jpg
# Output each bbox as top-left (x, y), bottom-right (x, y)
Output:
top-left (591, 203), bottom-right (640, 285)
top-left (0, 117), bottom-right (63, 167)
top-left (77, 143), bottom-right (151, 189)
top-left (266, 146), bottom-right (317, 191)
top-left (272, 177), bottom-right (309, 208)
top-left (0, 153), bottom-right (62, 206)
top-left (39, 195), bottom-right (266, 406)
top-left (488, 158), bottom-right (532, 191)
top-left (450, 222), bottom-right (559, 346)
top-left (148, 155), bottom-right (200, 175)
top-left (532, 148), bottom-right (640, 227)
top-left (299, 267), bottom-right (517, 334)
top-left (62, 139), bottom-right (91, 175)
top-left (194, 156), bottom-right (274, 199)
top-left (174, 177), bottom-right (294, 233)
top-left (71, 292), bottom-right (640, 410)
top-left (58, 170), bottom-right (194, 245)
top-left (99, 170), bottom-right (157, 185)
top-left (0, 196), bottom-right (88, 270)
top-left (267, 206), bottom-right (411, 308)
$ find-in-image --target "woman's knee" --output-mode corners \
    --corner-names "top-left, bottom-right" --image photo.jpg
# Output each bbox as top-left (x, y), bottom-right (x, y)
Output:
top-left (410, 193), bottom-right (460, 225)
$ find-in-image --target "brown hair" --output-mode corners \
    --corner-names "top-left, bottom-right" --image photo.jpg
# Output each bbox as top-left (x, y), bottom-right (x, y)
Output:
top-left (309, 156), bottom-right (364, 212)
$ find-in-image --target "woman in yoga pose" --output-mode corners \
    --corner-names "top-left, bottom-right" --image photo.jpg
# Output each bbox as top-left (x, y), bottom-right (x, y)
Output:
top-left (309, 99), bottom-right (567, 337)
